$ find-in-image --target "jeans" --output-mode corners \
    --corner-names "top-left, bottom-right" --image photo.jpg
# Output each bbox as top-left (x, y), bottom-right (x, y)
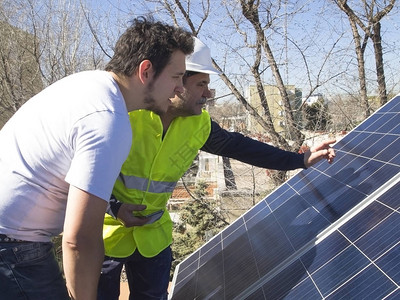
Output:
top-left (0, 241), bottom-right (69, 300)
top-left (97, 247), bottom-right (172, 300)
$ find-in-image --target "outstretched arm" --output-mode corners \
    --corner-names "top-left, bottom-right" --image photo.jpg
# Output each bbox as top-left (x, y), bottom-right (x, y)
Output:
top-left (303, 139), bottom-right (336, 168)
top-left (202, 120), bottom-right (336, 170)
top-left (202, 121), bottom-right (306, 170)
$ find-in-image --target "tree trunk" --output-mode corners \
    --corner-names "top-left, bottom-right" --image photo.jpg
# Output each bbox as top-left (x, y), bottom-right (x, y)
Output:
top-left (349, 17), bottom-right (370, 118)
top-left (240, 0), bottom-right (304, 152)
top-left (372, 22), bottom-right (388, 106)
top-left (222, 156), bottom-right (237, 190)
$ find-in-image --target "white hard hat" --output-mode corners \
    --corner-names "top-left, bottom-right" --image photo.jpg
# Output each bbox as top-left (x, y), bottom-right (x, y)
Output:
top-left (186, 37), bottom-right (221, 75)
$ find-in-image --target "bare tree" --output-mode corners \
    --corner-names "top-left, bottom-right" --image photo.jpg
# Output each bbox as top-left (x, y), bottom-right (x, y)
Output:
top-left (0, 17), bottom-right (42, 127)
top-left (2, 0), bottom-right (107, 85)
top-left (333, 1), bottom-right (370, 117)
top-left (334, 0), bottom-right (397, 106)
top-left (240, 0), bottom-right (304, 148)
top-left (0, 0), bottom-right (109, 127)
top-left (220, 0), bottom-right (347, 185)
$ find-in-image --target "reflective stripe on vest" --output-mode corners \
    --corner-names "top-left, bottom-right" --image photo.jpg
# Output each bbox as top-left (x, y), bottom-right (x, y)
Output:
top-left (117, 173), bottom-right (177, 194)
top-left (103, 109), bottom-right (211, 258)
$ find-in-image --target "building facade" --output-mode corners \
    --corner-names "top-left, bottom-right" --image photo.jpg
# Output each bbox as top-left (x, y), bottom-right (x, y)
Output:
top-left (248, 84), bottom-right (302, 135)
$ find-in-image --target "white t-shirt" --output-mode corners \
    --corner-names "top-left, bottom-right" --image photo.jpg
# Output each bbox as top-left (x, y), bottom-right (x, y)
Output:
top-left (0, 70), bottom-right (132, 242)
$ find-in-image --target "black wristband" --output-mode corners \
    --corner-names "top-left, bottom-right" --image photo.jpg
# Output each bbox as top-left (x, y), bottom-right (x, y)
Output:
top-left (106, 194), bottom-right (123, 219)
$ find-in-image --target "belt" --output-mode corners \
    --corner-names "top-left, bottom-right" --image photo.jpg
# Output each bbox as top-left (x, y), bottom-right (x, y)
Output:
top-left (0, 234), bottom-right (28, 243)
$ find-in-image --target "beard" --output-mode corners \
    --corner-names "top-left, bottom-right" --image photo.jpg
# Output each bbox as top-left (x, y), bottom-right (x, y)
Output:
top-left (144, 96), bottom-right (164, 116)
top-left (171, 93), bottom-right (202, 117)
top-left (169, 92), bottom-right (192, 116)
top-left (143, 81), bottom-right (165, 116)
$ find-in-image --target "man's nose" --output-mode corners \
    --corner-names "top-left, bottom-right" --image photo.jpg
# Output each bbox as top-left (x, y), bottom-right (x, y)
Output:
top-left (203, 87), bottom-right (212, 98)
top-left (175, 79), bottom-right (184, 94)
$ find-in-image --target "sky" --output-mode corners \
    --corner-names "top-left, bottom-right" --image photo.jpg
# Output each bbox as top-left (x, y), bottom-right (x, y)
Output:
top-left (82, 0), bottom-right (400, 102)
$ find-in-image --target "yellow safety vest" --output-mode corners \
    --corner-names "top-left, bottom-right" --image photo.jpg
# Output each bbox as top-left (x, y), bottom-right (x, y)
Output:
top-left (103, 109), bottom-right (211, 258)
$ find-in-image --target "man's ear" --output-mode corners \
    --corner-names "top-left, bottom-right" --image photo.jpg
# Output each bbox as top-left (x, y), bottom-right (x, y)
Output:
top-left (138, 60), bottom-right (153, 84)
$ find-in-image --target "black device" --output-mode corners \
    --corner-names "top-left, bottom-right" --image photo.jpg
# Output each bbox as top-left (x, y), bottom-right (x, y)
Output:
top-left (142, 210), bottom-right (164, 224)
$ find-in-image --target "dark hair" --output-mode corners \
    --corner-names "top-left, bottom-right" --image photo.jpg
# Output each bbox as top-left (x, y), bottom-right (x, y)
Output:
top-left (105, 17), bottom-right (194, 79)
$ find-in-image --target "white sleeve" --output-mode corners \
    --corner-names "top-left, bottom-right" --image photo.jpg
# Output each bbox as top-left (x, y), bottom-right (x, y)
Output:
top-left (65, 111), bottom-right (132, 201)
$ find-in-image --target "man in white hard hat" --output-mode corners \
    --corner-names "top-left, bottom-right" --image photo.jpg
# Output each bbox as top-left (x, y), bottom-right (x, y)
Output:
top-left (97, 38), bottom-right (336, 300)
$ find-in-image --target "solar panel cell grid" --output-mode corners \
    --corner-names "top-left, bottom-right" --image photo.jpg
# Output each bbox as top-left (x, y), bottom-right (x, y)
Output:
top-left (170, 95), bottom-right (400, 300)
top-left (326, 265), bottom-right (396, 299)
top-left (376, 243), bottom-right (400, 284)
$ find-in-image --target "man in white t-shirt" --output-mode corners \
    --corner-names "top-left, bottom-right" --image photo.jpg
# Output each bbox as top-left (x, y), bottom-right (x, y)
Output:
top-left (0, 17), bottom-right (194, 300)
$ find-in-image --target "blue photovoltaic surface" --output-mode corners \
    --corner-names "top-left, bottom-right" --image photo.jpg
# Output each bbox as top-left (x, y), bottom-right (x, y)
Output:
top-left (170, 95), bottom-right (400, 300)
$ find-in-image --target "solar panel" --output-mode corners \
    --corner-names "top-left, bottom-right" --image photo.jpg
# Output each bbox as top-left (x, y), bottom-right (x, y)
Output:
top-left (170, 94), bottom-right (400, 300)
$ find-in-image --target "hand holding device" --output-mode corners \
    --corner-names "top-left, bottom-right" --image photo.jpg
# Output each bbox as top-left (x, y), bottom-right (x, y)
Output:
top-left (140, 210), bottom-right (164, 224)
